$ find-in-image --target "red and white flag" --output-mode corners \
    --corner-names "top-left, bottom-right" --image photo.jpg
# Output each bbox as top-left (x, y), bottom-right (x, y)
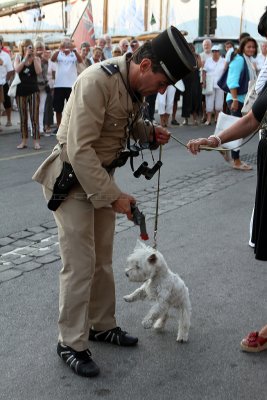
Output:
top-left (71, 0), bottom-right (95, 48)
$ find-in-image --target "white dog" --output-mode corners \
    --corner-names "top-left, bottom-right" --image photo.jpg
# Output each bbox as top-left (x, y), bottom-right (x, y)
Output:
top-left (124, 240), bottom-right (191, 342)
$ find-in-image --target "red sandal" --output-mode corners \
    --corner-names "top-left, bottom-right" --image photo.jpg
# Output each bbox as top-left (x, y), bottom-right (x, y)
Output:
top-left (240, 331), bottom-right (267, 352)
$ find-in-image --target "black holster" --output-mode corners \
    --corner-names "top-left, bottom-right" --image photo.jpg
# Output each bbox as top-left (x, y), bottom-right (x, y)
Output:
top-left (47, 162), bottom-right (79, 211)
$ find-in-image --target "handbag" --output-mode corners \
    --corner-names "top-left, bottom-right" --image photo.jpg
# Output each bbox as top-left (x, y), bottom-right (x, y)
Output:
top-left (217, 56), bottom-right (249, 95)
top-left (241, 80), bottom-right (257, 115)
top-left (214, 112), bottom-right (243, 150)
top-left (45, 84), bottom-right (51, 94)
top-left (7, 73), bottom-right (21, 97)
top-left (203, 73), bottom-right (214, 95)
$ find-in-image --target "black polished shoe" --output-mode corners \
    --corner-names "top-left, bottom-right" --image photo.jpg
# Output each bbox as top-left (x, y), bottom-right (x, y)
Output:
top-left (171, 119), bottom-right (180, 126)
top-left (57, 343), bottom-right (100, 377)
top-left (89, 327), bottom-right (138, 346)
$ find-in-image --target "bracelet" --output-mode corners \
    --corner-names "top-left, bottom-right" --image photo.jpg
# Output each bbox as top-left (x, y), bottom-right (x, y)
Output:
top-left (208, 135), bottom-right (221, 147)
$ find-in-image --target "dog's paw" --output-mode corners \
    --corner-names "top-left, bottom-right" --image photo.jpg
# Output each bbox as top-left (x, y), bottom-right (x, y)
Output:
top-left (123, 295), bottom-right (134, 302)
top-left (176, 334), bottom-right (188, 343)
top-left (142, 319), bottom-right (153, 329)
top-left (153, 320), bottom-right (164, 330)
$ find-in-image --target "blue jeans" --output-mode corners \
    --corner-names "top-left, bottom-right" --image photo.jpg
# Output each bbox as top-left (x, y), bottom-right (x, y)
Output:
top-left (226, 100), bottom-right (243, 160)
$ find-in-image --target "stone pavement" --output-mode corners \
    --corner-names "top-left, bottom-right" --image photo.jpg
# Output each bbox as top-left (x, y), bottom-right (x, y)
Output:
top-left (0, 108), bottom-right (22, 135)
top-left (0, 108), bottom-right (56, 136)
top-left (0, 152), bottom-right (256, 284)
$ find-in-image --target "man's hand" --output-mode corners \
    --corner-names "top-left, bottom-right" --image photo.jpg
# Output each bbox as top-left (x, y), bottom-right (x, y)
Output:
top-left (154, 126), bottom-right (170, 145)
top-left (111, 192), bottom-right (136, 218)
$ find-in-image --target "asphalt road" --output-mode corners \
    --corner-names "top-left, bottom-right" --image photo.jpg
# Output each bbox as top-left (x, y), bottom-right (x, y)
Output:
top-left (0, 121), bottom-right (266, 400)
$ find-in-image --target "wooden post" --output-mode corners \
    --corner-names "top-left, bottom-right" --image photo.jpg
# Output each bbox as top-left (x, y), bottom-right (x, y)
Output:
top-left (103, 0), bottom-right (108, 34)
top-left (144, 0), bottom-right (148, 32)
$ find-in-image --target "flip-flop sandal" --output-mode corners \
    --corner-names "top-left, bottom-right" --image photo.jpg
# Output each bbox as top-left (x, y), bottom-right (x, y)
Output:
top-left (240, 331), bottom-right (267, 352)
top-left (17, 144), bottom-right (27, 149)
top-left (232, 161), bottom-right (252, 171)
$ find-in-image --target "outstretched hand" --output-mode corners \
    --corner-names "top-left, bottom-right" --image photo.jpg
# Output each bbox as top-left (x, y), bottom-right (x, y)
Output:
top-left (187, 138), bottom-right (213, 155)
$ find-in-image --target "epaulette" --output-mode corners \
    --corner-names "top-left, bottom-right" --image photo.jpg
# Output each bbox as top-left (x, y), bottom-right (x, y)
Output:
top-left (101, 63), bottom-right (119, 76)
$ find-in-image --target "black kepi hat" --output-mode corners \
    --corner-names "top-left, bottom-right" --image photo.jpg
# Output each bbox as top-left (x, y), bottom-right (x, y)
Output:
top-left (151, 26), bottom-right (196, 83)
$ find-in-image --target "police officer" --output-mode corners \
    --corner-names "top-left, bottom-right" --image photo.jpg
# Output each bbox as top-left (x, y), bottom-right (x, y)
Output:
top-left (33, 26), bottom-right (196, 378)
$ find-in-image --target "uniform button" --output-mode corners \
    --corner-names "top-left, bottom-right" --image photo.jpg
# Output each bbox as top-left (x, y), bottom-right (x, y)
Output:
top-left (114, 123), bottom-right (118, 126)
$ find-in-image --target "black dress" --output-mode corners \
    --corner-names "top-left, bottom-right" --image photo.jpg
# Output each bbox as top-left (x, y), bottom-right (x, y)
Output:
top-left (251, 82), bottom-right (267, 260)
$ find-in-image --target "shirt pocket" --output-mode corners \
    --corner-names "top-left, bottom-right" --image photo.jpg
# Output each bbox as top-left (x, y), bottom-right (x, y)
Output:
top-left (102, 114), bottom-right (128, 135)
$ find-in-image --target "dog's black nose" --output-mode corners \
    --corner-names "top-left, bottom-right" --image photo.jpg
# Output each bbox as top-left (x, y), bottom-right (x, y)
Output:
top-left (125, 272), bottom-right (129, 277)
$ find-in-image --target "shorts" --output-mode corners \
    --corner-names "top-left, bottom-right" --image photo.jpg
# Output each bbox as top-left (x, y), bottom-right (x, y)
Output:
top-left (3, 83), bottom-right (11, 109)
top-left (53, 87), bottom-right (72, 113)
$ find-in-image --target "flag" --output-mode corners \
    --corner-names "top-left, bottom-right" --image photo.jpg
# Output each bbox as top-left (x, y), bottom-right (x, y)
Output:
top-left (71, 0), bottom-right (95, 49)
top-left (150, 13), bottom-right (156, 26)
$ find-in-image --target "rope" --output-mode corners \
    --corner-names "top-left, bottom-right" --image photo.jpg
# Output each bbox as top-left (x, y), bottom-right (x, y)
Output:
top-left (153, 145), bottom-right (162, 250)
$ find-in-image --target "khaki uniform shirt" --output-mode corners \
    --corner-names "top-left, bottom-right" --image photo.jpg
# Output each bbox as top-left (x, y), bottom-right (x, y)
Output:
top-left (33, 54), bottom-right (152, 209)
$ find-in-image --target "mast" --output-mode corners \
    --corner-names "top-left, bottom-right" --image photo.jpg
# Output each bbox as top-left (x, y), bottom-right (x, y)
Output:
top-left (166, 0), bottom-right (169, 29)
top-left (240, 0), bottom-right (245, 35)
top-left (160, 0), bottom-right (163, 30)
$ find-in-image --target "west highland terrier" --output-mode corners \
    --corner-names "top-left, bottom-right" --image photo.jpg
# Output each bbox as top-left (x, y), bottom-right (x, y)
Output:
top-left (124, 240), bottom-right (191, 342)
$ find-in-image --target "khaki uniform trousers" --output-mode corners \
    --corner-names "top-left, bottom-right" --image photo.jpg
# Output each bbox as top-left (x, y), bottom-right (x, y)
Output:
top-left (44, 187), bottom-right (117, 351)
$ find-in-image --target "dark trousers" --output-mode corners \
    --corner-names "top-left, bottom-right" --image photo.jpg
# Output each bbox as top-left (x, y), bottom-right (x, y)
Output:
top-left (226, 100), bottom-right (243, 160)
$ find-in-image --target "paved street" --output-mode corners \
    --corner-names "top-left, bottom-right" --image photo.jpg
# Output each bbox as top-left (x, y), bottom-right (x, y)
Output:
top-left (0, 113), bottom-right (266, 400)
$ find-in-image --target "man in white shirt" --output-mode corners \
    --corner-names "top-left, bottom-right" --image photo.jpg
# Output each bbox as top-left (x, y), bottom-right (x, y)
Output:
top-left (103, 34), bottom-right (113, 60)
top-left (255, 41), bottom-right (267, 73)
top-left (0, 36), bottom-right (14, 126)
top-left (51, 39), bottom-right (82, 129)
top-left (200, 38), bottom-right (212, 122)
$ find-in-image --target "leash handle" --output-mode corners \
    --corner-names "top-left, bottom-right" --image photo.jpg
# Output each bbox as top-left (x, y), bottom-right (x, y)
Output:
top-left (131, 204), bottom-right (149, 241)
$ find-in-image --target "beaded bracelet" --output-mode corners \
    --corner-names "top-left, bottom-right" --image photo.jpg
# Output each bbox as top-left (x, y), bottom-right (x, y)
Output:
top-left (208, 134), bottom-right (221, 147)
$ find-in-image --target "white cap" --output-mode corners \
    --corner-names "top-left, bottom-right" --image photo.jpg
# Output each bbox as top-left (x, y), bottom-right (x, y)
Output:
top-left (211, 45), bottom-right (220, 51)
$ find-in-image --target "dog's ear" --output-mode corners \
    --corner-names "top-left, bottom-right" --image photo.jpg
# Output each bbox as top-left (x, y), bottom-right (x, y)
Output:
top-left (148, 253), bottom-right (157, 264)
top-left (134, 239), bottom-right (146, 251)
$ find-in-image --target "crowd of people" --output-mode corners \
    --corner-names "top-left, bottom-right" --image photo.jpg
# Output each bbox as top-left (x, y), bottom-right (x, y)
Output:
top-left (0, 34), bottom-right (141, 149)
top-left (1, 31), bottom-right (267, 152)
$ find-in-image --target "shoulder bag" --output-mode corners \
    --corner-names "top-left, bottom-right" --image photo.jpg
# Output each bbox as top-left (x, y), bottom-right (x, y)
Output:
top-left (217, 56), bottom-right (249, 95)
top-left (7, 73), bottom-right (21, 97)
